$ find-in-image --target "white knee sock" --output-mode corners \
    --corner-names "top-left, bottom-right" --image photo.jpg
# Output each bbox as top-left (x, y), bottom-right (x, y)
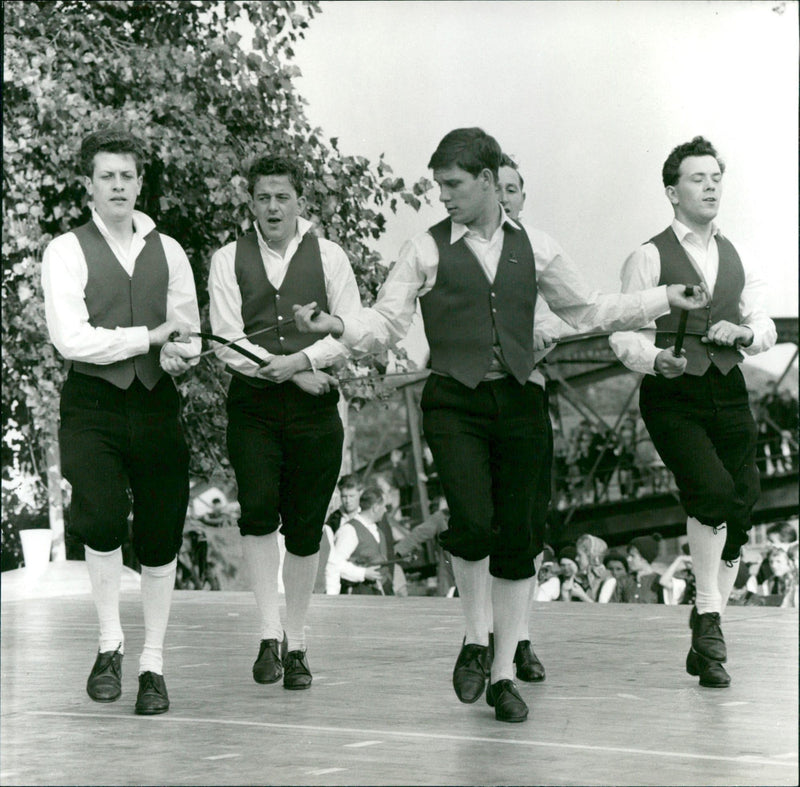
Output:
top-left (85, 545), bottom-right (124, 654)
top-left (687, 516), bottom-right (725, 615)
top-left (282, 551), bottom-right (319, 652)
top-left (519, 553), bottom-right (543, 642)
top-left (243, 533), bottom-right (282, 641)
top-left (491, 577), bottom-right (533, 683)
top-left (451, 556), bottom-right (490, 646)
top-left (139, 558), bottom-right (177, 675)
top-left (717, 558), bottom-right (740, 614)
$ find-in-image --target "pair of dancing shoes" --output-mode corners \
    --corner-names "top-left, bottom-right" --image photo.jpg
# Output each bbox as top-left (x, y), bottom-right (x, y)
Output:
top-left (452, 636), bottom-right (545, 723)
top-left (86, 647), bottom-right (169, 714)
top-left (252, 635), bottom-right (312, 690)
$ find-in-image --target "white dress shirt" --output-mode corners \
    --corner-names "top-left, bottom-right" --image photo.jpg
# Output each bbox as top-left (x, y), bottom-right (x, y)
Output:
top-left (339, 208), bottom-right (671, 388)
top-left (42, 208), bottom-right (201, 363)
top-left (334, 515), bottom-right (382, 584)
top-left (208, 216), bottom-right (362, 376)
top-left (609, 219), bottom-right (777, 375)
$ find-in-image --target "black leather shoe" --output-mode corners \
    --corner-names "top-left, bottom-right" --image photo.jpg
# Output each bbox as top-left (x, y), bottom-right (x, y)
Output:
top-left (690, 608), bottom-right (727, 662)
top-left (514, 640), bottom-right (546, 682)
top-left (486, 679), bottom-right (529, 723)
top-left (86, 647), bottom-right (123, 702)
top-left (252, 638), bottom-right (283, 684)
top-left (452, 640), bottom-right (489, 703)
top-left (135, 671), bottom-right (170, 714)
top-left (283, 649), bottom-right (312, 690)
top-left (686, 648), bottom-right (731, 688)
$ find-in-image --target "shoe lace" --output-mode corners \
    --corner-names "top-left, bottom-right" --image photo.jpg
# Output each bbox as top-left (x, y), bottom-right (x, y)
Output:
top-left (285, 651), bottom-right (309, 672)
top-left (139, 671), bottom-right (161, 693)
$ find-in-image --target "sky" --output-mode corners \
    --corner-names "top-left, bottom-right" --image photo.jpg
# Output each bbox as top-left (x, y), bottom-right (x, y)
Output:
top-left (292, 0), bottom-right (798, 370)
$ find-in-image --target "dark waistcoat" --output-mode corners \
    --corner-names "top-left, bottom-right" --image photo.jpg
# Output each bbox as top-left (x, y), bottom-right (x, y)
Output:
top-left (420, 218), bottom-right (537, 388)
top-left (651, 227), bottom-right (744, 376)
top-left (348, 518), bottom-right (392, 590)
top-left (70, 220), bottom-right (168, 390)
top-left (232, 231), bottom-right (329, 386)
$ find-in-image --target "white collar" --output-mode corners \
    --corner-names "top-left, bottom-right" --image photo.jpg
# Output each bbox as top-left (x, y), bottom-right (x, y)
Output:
top-left (448, 205), bottom-right (520, 244)
top-left (253, 215), bottom-right (313, 249)
top-left (671, 217), bottom-right (721, 244)
top-left (91, 206), bottom-right (155, 239)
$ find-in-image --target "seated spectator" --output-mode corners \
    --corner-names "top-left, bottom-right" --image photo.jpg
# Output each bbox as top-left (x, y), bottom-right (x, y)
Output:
top-left (615, 535), bottom-right (663, 603)
top-left (333, 486), bottom-right (393, 595)
top-left (326, 475), bottom-right (362, 534)
top-left (533, 548), bottom-right (561, 602)
top-left (567, 534), bottom-right (609, 602)
top-left (659, 550), bottom-right (696, 605)
top-left (756, 520), bottom-right (799, 585)
top-left (727, 559), bottom-right (760, 606)
top-left (597, 549), bottom-right (632, 603)
top-left (759, 547), bottom-right (796, 603)
top-left (394, 496), bottom-right (455, 597)
top-left (558, 545), bottom-right (589, 602)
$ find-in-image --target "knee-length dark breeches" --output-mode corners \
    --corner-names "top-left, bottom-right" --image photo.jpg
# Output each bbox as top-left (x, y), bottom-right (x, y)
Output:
top-left (226, 377), bottom-right (343, 557)
top-left (59, 372), bottom-right (189, 567)
top-left (639, 366), bottom-right (759, 561)
top-left (421, 375), bottom-right (551, 580)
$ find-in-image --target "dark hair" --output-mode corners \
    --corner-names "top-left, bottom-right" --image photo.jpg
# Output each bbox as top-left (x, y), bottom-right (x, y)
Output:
top-left (427, 127), bottom-right (502, 180)
top-left (603, 551), bottom-right (629, 572)
top-left (359, 486), bottom-right (384, 511)
top-left (79, 128), bottom-right (147, 178)
top-left (767, 521), bottom-right (798, 543)
top-left (662, 136), bottom-right (725, 187)
top-left (338, 474), bottom-right (360, 492)
top-left (499, 153), bottom-right (524, 191)
top-left (246, 155), bottom-right (304, 196)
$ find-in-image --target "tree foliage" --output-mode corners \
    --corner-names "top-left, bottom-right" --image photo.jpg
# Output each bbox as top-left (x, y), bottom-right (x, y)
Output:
top-left (2, 0), bottom-right (430, 517)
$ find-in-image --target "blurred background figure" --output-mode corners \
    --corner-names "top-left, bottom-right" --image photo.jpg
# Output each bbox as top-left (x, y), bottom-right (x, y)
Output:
top-left (333, 486), bottom-right (393, 595)
top-left (326, 474), bottom-right (362, 535)
top-left (617, 535), bottom-right (663, 603)
top-left (659, 548), bottom-right (696, 605)
top-left (597, 549), bottom-right (632, 603)
top-left (565, 534), bottom-right (609, 602)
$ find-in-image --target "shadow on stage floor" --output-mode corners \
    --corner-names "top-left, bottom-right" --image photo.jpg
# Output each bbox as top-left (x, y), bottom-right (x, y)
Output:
top-left (1, 567), bottom-right (797, 786)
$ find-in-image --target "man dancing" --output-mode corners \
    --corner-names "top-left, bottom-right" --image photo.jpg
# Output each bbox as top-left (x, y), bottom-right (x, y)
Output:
top-left (610, 136), bottom-right (776, 687)
top-left (42, 128), bottom-right (200, 714)
top-left (295, 128), bottom-right (707, 722)
top-left (208, 155), bottom-right (361, 690)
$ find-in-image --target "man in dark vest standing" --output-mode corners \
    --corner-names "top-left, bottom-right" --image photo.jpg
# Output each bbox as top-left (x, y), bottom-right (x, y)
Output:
top-left (294, 127), bottom-right (707, 722)
top-left (610, 136), bottom-right (776, 688)
top-left (208, 156), bottom-right (362, 691)
top-left (333, 486), bottom-right (394, 595)
top-left (42, 128), bottom-right (201, 715)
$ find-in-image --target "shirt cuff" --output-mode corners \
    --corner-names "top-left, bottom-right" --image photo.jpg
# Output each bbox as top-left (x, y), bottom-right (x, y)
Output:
top-left (645, 286), bottom-right (671, 320)
top-left (127, 326), bottom-right (151, 356)
top-left (339, 317), bottom-right (360, 348)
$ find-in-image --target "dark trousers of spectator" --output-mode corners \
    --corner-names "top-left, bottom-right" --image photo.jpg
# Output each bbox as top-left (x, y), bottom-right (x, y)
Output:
top-left (639, 365), bottom-right (759, 562)
top-left (421, 375), bottom-right (550, 580)
top-left (226, 377), bottom-right (343, 556)
top-left (59, 371), bottom-right (189, 567)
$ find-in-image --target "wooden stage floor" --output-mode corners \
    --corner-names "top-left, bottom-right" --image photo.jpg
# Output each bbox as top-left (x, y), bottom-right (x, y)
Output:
top-left (1, 584), bottom-right (797, 786)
